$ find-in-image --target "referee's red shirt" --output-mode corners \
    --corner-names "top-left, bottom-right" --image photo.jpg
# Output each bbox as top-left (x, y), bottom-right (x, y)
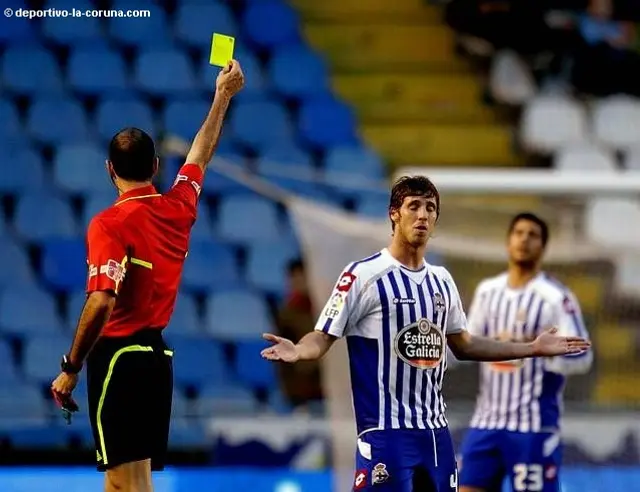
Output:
top-left (85, 164), bottom-right (204, 337)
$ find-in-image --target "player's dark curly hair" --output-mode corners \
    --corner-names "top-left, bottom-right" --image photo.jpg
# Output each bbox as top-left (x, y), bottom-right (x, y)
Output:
top-left (508, 212), bottom-right (549, 247)
top-left (109, 127), bottom-right (156, 182)
top-left (388, 175), bottom-right (440, 231)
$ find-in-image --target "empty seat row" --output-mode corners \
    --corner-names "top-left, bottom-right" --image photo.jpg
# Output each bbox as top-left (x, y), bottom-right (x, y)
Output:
top-left (521, 94), bottom-right (640, 154)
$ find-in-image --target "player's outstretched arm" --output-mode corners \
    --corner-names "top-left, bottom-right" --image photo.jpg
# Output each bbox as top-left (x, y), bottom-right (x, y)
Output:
top-left (185, 59), bottom-right (244, 172)
top-left (447, 327), bottom-right (591, 362)
top-left (261, 331), bottom-right (337, 363)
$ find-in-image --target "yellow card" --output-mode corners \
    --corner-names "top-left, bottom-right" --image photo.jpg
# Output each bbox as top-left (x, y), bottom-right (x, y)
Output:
top-left (210, 33), bottom-right (235, 67)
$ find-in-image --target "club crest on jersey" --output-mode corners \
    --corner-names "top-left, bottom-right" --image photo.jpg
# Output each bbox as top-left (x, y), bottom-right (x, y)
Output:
top-left (394, 318), bottom-right (444, 369)
top-left (372, 463), bottom-right (389, 485)
top-left (433, 293), bottom-right (445, 313)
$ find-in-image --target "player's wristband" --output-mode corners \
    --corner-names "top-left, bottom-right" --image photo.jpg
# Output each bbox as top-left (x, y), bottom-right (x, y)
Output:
top-left (60, 354), bottom-right (82, 374)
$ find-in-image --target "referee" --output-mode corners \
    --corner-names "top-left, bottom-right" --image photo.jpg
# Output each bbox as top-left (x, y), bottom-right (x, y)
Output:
top-left (51, 60), bottom-right (244, 492)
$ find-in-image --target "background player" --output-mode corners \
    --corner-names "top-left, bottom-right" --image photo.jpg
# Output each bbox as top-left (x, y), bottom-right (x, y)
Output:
top-left (457, 213), bottom-right (593, 492)
top-left (261, 177), bottom-right (591, 492)
top-left (50, 61), bottom-right (244, 492)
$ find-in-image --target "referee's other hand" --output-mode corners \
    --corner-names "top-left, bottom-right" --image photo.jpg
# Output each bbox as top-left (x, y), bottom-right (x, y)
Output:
top-left (216, 59), bottom-right (245, 98)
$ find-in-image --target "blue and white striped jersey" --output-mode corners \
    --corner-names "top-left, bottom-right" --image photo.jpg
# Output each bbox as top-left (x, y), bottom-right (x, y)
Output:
top-left (314, 248), bottom-right (466, 435)
top-left (467, 272), bottom-right (593, 433)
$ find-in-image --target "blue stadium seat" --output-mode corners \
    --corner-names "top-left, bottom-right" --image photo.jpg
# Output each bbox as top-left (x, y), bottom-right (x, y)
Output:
top-left (197, 383), bottom-right (258, 416)
top-left (198, 147), bottom-right (252, 195)
top-left (66, 290), bottom-right (86, 328)
top-left (0, 339), bottom-right (19, 385)
top-left (163, 98), bottom-right (211, 141)
top-left (230, 97), bottom-right (293, 151)
top-left (67, 46), bottom-right (128, 96)
top-left (8, 424), bottom-right (71, 449)
top-left (14, 193), bottom-right (78, 241)
top-left (82, 193), bottom-right (115, 228)
top-left (134, 48), bottom-right (197, 96)
top-left (96, 96), bottom-right (155, 142)
top-left (169, 422), bottom-right (211, 448)
top-left (0, 99), bottom-right (22, 143)
top-left (256, 143), bottom-right (315, 178)
top-left (201, 47), bottom-right (266, 99)
top-left (0, 386), bottom-right (48, 421)
top-left (243, 1), bottom-right (299, 49)
top-left (0, 237), bottom-right (36, 288)
top-left (299, 95), bottom-right (358, 150)
top-left (0, 287), bottom-right (63, 336)
top-left (246, 240), bottom-right (299, 295)
top-left (168, 335), bottom-right (228, 388)
top-left (53, 144), bottom-right (112, 194)
top-left (175, 3), bottom-right (238, 48)
top-left (217, 194), bottom-right (281, 242)
top-left (42, 0), bottom-right (103, 44)
top-left (355, 194), bottom-right (389, 219)
top-left (107, 4), bottom-right (170, 47)
top-left (204, 289), bottom-right (274, 339)
top-left (181, 240), bottom-right (241, 293)
top-left (325, 145), bottom-right (385, 179)
top-left (1, 44), bottom-right (63, 95)
top-left (41, 238), bottom-right (88, 291)
top-left (234, 340), bottom-right (277, 388)
top-left (0, 1), bottom-right (34, 44)
top-left (23, 334), bottom-right (70, 382)
top-left (28, 98), bottom-right (90, 144)
top-left (260, 175), bottom-right (338, 204)
top-left (0, 144), bottom-right (45, 193)
top-left (167, 293), bottom-right (201, 334)
top-left (269, 44), bottom-right (329, 99)
top-left (191, 203), bottom-right (214, 240)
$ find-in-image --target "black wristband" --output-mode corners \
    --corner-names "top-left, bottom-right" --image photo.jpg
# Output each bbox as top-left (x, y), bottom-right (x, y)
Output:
top-left (60, 355), bottom-right (82, 374)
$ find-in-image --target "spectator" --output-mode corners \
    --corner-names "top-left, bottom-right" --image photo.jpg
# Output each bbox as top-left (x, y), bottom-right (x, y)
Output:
top-left (275, 259), bottom-right (324, 412)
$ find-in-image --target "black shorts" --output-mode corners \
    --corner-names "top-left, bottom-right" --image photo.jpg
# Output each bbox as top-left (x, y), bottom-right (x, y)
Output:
top-left (87, 329), bottom-right (173, 472)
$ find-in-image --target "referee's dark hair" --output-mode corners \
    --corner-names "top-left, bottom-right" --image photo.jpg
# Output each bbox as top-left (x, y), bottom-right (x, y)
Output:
top-left (109, 127), bottom-right (157, 182)
top-left (508, 212), bottom-right (549, 247)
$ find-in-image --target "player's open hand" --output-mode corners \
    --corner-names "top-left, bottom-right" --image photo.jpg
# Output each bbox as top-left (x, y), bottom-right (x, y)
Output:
top-left (261, 333), bottom-right (300, 363)
top-left (216, 59), bottom-right (244, 98)
top-left (532, 327), bottom-right (591, 357)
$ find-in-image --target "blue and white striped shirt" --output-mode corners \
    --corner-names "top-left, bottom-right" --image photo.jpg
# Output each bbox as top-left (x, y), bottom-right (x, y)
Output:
top-left (467, 272), bottom-right (593, 433)
top-left (314, 248), bottom-right (466, 435)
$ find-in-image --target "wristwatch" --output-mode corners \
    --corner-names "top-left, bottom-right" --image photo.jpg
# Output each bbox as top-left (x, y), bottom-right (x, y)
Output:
top-left (60, 355), bottom-right (82, 374)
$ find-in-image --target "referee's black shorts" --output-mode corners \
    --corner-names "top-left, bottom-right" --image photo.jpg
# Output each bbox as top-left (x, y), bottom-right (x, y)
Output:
top-left (87, 328), bottom-right (173, 472)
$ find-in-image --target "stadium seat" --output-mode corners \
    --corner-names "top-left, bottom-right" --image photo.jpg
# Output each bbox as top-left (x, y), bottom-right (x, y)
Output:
top-left (200, 47), bottom-right (266, 99)
top-left (169, 422), bottom-right (211, 448)
top-left (53, 144), bottom-right (113, 194)
top-left (181, 240), bottom-right (241, 293)
top-left (96, 96), bottom-right (155, 142)
top-left (554, 144), bottom-right (617, 172)
top-left (167, 293), bottom-right (202, 334)
top-left (42, 0), bottom-right (103, 45)
top-left (0, 144), bottom-right (45, 193)
top-left (592, 95), bottom-right (640, 151)
top-left (355, 193), bottom-right (390, 219)
top-left (202, 162), bottom-right (254, 195)
top-left (27, 98), bottom-right (90, 144)
top-left (204, 289), bottom-right (274, 339)
top-left (163, 98), bottom-right (211, 141)
top-left (82, 193), bottom-right (116, 228)
top-left (190, 203), bottom-right (214, 240)
top-left (8, 424), bottom-right (71, 449)
top-left (242, 1), bottom-right (300, 49)
top-left (234, 340), bottom-right (277, 389)
top-left (107, 4), bottom-right (171, 46)
top-left (67, 46), bottom-right (129, 96)
top-left (246, 240), bottom-right (299, 295)
top-left (14, 193), bottom-right (78, 241)
top-left (230, 97), bottom-right (293, 151)
top-left (0, 286), bottom-right (63, 336)
top-left (0, 237), bottom-right (34, 288)
top-left (269, 44), bottom-right (329, 99)
top-left (134, 48), bottom-right (197, 96)
top-left (324, 145), bottom-right (385, 179)
top-left (23, 335), bottom-right (73, 382)
top-left (41, 238), bottom-right (88, 291)
top-left (174, 3), bottom-right (239, 48)
top-left (585, 198), bottom-right (640, 248)
top-left (256, 143), bottom-right (315, 178)
top-left (298, 95), bottom-right (358, 150)
top-left (66, 290), bottom-right (87, 328)
top-left (0, 339), bottom-right (19, 384)
top-left (0, 0), bottom-right (34, 44)
top-left (0, 99), bottom-right (22, 143)
top-left (1, 44), bottom-right (63, 94)
top-left (217, 194), bottom-right (282, 242)
top-left (196, 383), bottom-right (258, 416)
top-left (520, 95), bottom-right (588, 154)
top-left (0, 386), bottom-right (49, 422)
top-left (168, 335), bottom-right (228, 388)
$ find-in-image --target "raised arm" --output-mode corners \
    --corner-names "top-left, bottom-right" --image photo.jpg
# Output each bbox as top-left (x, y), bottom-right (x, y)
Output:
top-left (185, 60), bottom-right (244, 172)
